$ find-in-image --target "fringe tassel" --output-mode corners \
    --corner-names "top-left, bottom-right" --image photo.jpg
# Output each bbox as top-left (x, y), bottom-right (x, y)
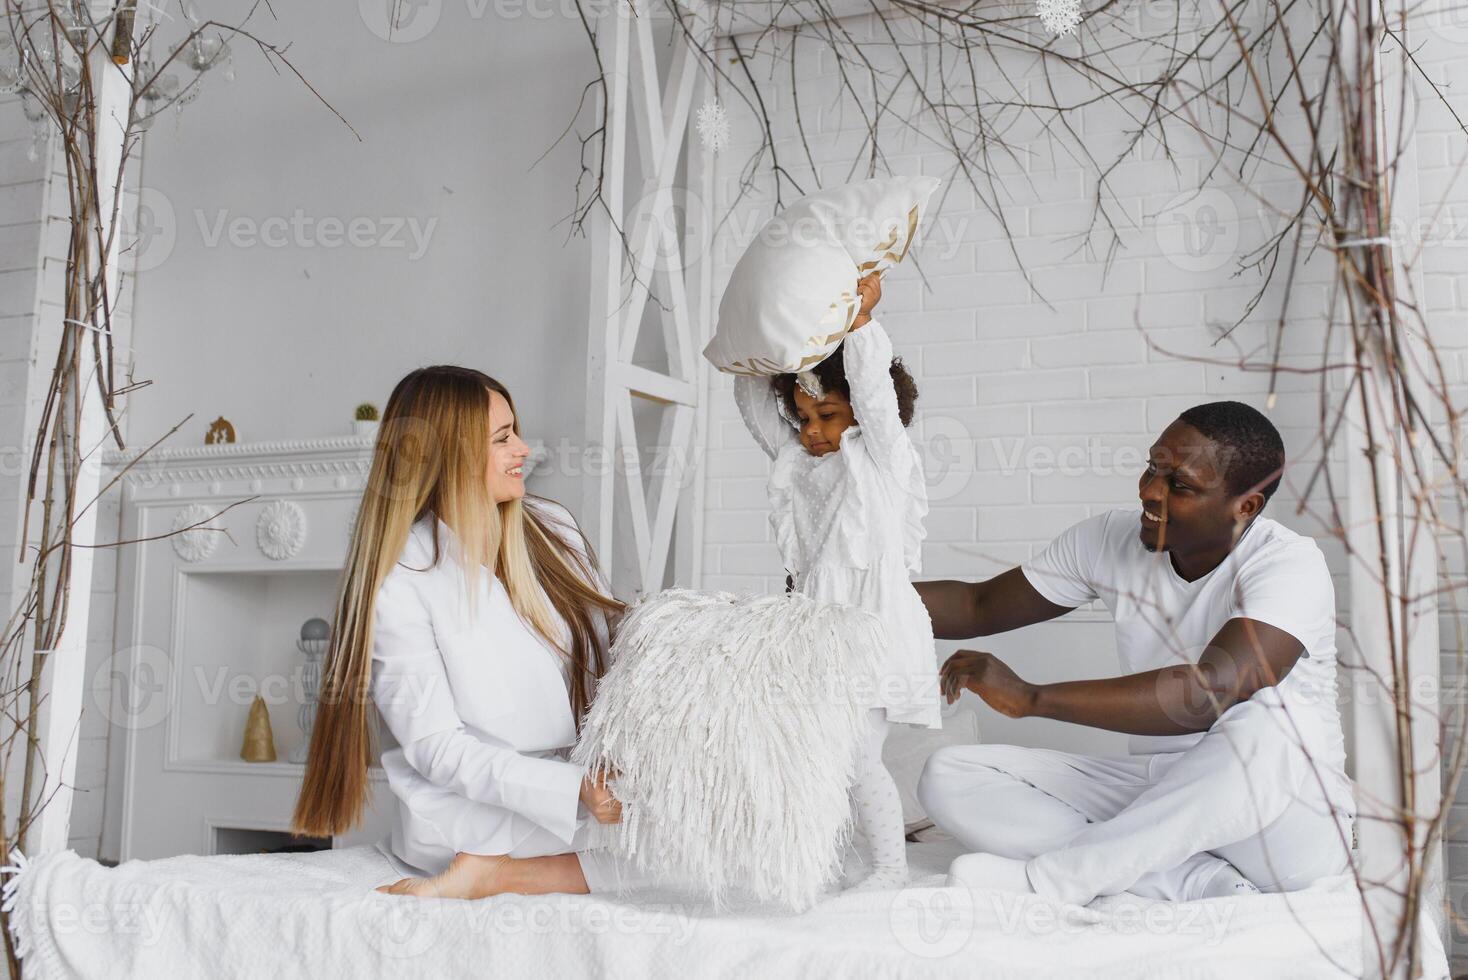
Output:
top-left (2, 848), bottom-right (32, 962)
top-left (573, 589), bottom-right (884, 911)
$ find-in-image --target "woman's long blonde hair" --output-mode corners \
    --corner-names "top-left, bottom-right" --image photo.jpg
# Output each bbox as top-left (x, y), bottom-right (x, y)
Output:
top-left (292, 365), bottom-right (623, 836)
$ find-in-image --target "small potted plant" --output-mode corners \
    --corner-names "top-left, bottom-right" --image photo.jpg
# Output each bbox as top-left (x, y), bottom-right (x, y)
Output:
top-left (353, 402), bottom-right (380, 437)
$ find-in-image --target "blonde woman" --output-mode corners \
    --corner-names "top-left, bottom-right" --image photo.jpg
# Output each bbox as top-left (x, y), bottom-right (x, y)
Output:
top-left (293, 365), bottom-right (626, 899)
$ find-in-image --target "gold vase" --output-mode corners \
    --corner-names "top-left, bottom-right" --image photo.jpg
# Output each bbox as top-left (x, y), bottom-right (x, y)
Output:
top-left (240, 695), bottom-right (277, 762)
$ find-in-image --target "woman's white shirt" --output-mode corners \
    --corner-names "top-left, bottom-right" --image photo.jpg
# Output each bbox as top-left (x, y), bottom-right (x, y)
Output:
top-left (370, 499), bottom-right (609, 869)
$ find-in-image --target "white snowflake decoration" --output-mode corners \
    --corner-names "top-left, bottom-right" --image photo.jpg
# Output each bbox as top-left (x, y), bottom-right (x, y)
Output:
top-left (695, 98), bottom-right (730, 154)
top-left (1037, 0), bottom-right (1082, 36)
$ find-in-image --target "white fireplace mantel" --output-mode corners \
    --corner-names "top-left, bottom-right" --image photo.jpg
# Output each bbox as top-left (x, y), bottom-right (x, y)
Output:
top-left (105, 434), bottom-right (386, 859)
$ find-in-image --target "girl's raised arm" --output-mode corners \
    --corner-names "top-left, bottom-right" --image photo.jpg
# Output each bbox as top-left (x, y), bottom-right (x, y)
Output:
top-left (843, 319), bottom-right (915, 479)
top-left (733, 374), bottom-right (795, 461)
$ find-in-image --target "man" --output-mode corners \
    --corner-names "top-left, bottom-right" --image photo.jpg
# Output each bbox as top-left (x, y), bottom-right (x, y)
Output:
top-left (914, 401), bottom-right (1356, 904)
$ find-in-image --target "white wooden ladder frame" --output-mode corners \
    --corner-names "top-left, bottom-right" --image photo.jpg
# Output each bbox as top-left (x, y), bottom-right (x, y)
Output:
top-left (583, 0), bottom-right (716, 597)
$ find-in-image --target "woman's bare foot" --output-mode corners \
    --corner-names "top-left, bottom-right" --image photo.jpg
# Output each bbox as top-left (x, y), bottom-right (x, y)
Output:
top-left (376, 852), bottom-right (513, 900)
top-left (375, 851), bottom-right (589, 899)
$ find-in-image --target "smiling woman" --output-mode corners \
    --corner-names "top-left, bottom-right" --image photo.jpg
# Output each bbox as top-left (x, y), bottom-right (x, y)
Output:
top-left (291, 365), bottom-right (628, 899)
top-left (485, 389), bottom-right (531, 503)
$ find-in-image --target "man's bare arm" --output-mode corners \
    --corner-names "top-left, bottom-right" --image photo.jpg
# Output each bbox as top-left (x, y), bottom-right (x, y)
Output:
top-left (915, 568), bottom-right (1075, 639)
top-left (942, 617), bottom-right (1306, 735)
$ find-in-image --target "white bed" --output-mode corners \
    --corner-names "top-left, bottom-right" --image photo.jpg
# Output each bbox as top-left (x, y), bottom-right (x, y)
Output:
top-left (2, 839), bottom-right (1448, 979)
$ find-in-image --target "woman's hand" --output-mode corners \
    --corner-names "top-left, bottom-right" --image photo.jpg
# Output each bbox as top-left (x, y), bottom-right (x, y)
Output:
top-left (939, 649), bottom-right (1038, 718)
top-left (849, 272), bottom-right (882, 330)
top-left (580, 770), bottom-right (623, 824)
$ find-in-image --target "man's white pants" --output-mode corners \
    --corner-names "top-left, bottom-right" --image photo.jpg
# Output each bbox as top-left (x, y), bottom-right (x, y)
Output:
top-left (916, 698), bottom-right (1356, 905)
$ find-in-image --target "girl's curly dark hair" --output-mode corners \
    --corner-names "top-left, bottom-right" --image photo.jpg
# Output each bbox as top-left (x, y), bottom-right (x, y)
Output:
top-left (771, 341), bottom-right (919, 427)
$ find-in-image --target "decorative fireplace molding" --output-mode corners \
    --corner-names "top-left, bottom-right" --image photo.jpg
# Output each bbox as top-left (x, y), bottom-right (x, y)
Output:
top-left (104, 434), bottom-right (378, 501)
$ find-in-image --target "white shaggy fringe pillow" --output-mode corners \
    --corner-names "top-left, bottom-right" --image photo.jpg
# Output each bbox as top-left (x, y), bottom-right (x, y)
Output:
top-left (571, 588), bottom-right (885, 911)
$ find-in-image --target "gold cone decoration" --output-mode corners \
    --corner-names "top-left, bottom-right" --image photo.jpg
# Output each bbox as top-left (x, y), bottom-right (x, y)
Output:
top-left (241, 695), bottom-right (277, 762)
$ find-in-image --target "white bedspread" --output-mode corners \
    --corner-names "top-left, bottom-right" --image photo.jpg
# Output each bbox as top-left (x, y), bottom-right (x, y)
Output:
top-left (2, 839), bottom-right (1448, 979)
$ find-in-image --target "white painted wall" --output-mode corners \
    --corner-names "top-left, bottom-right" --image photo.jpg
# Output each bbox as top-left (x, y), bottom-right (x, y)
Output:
top-left (73, 3), bottom-right (604, 861)
top-left (125, 1), bottom-right (596, 479)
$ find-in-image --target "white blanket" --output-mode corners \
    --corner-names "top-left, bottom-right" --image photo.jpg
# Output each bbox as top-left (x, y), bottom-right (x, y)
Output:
top-left (2, 840), bottom-right (1448, 979)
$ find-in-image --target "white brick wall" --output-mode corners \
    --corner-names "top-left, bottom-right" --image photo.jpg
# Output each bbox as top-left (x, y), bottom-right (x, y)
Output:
top-left (0, 96), bottom-right (56, 841)
top-left (698, 4), bottom-right (1465, 963)
top-left (1409, 2), bottom-right (1468, 966)
top-left (1, 94), bottom-right (137, 863)
top-left (701, 12), bottom-right (1343, 591)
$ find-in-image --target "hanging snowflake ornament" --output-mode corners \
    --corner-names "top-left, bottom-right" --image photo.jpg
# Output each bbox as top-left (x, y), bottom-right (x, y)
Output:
top-left (1037, 0), bottom-right (1082, 36)
top-left (695, 98), bottom-right (730, 154)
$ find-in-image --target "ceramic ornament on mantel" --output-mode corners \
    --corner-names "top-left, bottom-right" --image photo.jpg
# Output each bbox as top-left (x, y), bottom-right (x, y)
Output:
top-left (205, 416), bottom-right (236, 444)
top-left (241, 695), bottom-right (277, 762)
top-left (290, 617), bottom-right (331, 764)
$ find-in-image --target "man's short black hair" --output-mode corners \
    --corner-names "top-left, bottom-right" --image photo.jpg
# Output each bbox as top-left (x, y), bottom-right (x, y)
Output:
top-left (1177, 400), bottom-right (1286, 503)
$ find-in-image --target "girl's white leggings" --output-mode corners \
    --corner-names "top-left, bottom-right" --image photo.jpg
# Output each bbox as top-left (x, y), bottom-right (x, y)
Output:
top-left (850, 708), bottom-right (909, 883)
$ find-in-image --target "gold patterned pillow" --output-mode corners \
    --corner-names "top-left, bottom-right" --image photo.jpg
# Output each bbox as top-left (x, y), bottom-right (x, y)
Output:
top-left (705, 176), bottom-right (940, 377)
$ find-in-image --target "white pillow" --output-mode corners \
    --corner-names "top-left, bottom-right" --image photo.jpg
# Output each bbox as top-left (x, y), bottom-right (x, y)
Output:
top-left (705, 176), bottom-right (940, 376)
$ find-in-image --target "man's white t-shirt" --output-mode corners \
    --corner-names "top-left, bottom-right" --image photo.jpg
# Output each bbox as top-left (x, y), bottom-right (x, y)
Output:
top-left (1021, 510), bottom-right (1349, 793)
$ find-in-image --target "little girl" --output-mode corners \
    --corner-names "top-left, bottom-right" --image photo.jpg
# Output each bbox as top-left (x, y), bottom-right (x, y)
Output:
top-left (733, 273), bottom-right (940, 891)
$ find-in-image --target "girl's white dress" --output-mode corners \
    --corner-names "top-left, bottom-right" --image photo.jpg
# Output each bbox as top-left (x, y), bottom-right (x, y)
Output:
top-left (734, 319), bottom-right (941, 730)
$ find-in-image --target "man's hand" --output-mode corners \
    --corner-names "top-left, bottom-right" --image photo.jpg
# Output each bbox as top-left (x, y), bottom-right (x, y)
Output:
top-left (849, 272), bottom-right (882, 330)
top-left (939, 650), bottom-right (1037, 718)
top-left (580, 770), bottom-right (623, 824)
